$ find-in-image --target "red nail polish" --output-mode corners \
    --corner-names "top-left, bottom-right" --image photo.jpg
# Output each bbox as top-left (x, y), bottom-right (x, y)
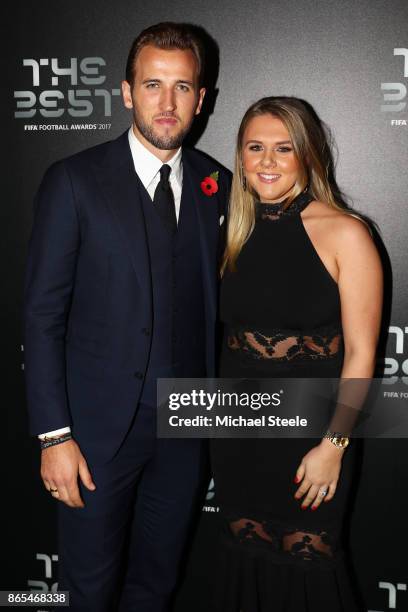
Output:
top-left (301, 505), bottom-right (307, 510)
top-left (311, 506), bottom-right (317, 511)
top-left (293, 477), bottom-right (299, 483)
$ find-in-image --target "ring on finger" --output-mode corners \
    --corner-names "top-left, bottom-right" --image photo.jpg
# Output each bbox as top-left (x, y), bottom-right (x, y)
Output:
top-left (319, 488), bottom-right (328, 497)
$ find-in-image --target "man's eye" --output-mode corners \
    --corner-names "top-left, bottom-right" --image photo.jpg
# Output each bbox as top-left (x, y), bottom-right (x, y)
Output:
top-left (146, 83), bottom-right (159, 88)
top-left (177, 84), bottom-right (190, 92)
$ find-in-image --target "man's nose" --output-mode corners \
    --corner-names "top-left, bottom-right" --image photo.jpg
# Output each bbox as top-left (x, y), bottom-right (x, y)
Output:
top-left (160, 88), bottom-right (177, 111)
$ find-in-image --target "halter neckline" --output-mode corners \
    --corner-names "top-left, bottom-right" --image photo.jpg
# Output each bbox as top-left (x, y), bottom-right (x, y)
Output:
top-left (255, 189), bottom-right (314, 221)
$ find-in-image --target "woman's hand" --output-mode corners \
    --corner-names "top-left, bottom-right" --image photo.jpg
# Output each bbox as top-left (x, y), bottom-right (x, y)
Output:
top-left (293, 439), bottom-right (345, 510)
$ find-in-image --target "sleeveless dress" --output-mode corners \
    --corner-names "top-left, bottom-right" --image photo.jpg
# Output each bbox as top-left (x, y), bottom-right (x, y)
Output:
top-left (210, 191), bottom-right (361, 611)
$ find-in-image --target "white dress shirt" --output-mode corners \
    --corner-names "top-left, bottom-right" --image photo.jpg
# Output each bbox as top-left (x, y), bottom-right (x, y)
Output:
top-left (38, 127), bottom-right (183, 440)
top-left (128, 126), bottom-right (183, 220)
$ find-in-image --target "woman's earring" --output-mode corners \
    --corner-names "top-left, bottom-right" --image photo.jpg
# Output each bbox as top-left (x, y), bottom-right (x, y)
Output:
top-left (241, 167), bottom-right (247, 191)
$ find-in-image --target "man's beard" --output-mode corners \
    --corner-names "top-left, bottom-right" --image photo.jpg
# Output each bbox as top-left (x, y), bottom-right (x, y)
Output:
top-left (133, 109), bottom-right (192, 150)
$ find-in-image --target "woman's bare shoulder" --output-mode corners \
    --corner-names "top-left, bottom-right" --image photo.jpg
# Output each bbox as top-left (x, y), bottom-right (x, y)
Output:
top-left (304, 200), bottom-right (371, 241)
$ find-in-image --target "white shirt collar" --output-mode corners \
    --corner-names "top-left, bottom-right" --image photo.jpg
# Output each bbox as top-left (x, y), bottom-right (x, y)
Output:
top-left (128, 126), bottom-right (182, 190)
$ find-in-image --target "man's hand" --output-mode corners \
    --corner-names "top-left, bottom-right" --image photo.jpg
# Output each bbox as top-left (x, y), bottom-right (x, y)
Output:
top-left (41, 439), bottom-right (96, 508)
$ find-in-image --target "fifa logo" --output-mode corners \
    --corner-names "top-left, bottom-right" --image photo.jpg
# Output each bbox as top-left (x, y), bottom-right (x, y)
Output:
top-left (206, 478), bottom-right (215, 501)
top-left (381, 326), bottom-right (408, 384)
top-left (367, 580), bottom-right (407, 611)
top-left (27, 553), bottom-right (59, 593)
top-left (381, 48), bottom-right (408, 112)
top-left (14, 57), bottom-right (121, 118)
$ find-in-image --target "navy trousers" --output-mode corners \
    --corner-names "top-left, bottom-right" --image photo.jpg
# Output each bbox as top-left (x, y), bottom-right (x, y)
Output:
top-left (57, 403), bottom-right (207, 611)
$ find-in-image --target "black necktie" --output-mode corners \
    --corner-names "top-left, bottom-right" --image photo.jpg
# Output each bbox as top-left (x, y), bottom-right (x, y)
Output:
top-left (153, 164), bottom-right (177, 233)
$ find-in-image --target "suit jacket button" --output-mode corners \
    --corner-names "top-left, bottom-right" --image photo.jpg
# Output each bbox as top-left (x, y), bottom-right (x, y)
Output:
top-left (134, 371), bottom-right (143, 379)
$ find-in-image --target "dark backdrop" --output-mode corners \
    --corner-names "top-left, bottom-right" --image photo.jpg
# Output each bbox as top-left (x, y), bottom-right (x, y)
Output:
top-left (5, 1), bottom-right (408, 610)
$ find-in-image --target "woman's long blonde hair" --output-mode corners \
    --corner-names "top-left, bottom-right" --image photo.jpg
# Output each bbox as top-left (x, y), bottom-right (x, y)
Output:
top-left (222, 97), bottom-right (352, 274)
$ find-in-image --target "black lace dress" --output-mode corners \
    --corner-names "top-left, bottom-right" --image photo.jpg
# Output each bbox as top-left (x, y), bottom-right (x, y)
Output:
top-left (210, 192), bottom-right (360, 611)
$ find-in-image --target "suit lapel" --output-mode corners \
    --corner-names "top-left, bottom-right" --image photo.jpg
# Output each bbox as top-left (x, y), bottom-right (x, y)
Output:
top-left (94, 132), bottom-right (152, 306)
top-left (182, 150), bottom-right (219, 321)
top-left (92, 135), bottom-right (220, 324)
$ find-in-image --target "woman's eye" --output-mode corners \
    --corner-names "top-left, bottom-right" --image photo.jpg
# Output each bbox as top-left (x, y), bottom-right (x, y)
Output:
top-left (248, 145), bottom-right (262, 151)
top-left (277, 146), bottom-right (292, 153)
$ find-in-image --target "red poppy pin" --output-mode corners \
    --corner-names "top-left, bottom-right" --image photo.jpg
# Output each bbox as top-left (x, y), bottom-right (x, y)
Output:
top-left (200, 171), bottom-right (219, 197)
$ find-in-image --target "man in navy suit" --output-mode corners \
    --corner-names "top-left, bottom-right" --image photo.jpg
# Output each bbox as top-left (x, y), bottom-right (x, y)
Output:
top-left (24, 22), bottom-right (230, 611)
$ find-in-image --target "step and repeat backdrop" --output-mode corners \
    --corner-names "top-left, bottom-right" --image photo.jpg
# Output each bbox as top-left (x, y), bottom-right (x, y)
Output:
top-left (6, 0), bottom-right (408, 610)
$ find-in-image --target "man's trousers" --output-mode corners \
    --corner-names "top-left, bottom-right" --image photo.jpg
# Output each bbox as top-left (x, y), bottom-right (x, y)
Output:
top-left (56, 402), bottom-right (207, 612)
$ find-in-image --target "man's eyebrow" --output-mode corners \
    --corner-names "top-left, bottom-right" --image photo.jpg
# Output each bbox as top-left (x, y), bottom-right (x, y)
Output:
top-left (141, 78), bottom-right (194, 86)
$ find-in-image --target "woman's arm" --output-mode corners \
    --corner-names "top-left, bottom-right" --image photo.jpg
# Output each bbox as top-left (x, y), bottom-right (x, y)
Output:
top-left (322, 216), bottom-right (383, 437)
top-left (294, 214), bottom-right (383, 510)
top-left (338, 215), bottom-right (383, 377)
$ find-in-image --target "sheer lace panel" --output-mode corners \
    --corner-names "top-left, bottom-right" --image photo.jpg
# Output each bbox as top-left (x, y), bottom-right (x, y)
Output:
top-left (227, 328), bottom-right (342, 361)
top-left (229, 518), bottom-right (335, 561)
top-left (257, 207), bottom-right (283, 221)
top-left (255, 191), bottom-right (313, 221)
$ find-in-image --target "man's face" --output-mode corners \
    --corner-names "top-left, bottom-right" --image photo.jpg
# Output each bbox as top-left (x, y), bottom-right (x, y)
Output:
top-left (122, 45), bottom-right (206, 156)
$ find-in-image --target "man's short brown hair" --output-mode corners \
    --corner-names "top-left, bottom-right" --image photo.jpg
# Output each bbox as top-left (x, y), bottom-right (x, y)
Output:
top-left (126, 22), bottom-right (205, 86)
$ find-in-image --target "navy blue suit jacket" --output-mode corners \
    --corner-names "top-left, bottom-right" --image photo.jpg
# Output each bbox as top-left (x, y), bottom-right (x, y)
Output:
top-left (24, 131), bottom-right (230, 462)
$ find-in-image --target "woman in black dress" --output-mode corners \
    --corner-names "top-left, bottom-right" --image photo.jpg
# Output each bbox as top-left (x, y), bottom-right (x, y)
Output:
top-left (210, 97), bottom-right (383, 611)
